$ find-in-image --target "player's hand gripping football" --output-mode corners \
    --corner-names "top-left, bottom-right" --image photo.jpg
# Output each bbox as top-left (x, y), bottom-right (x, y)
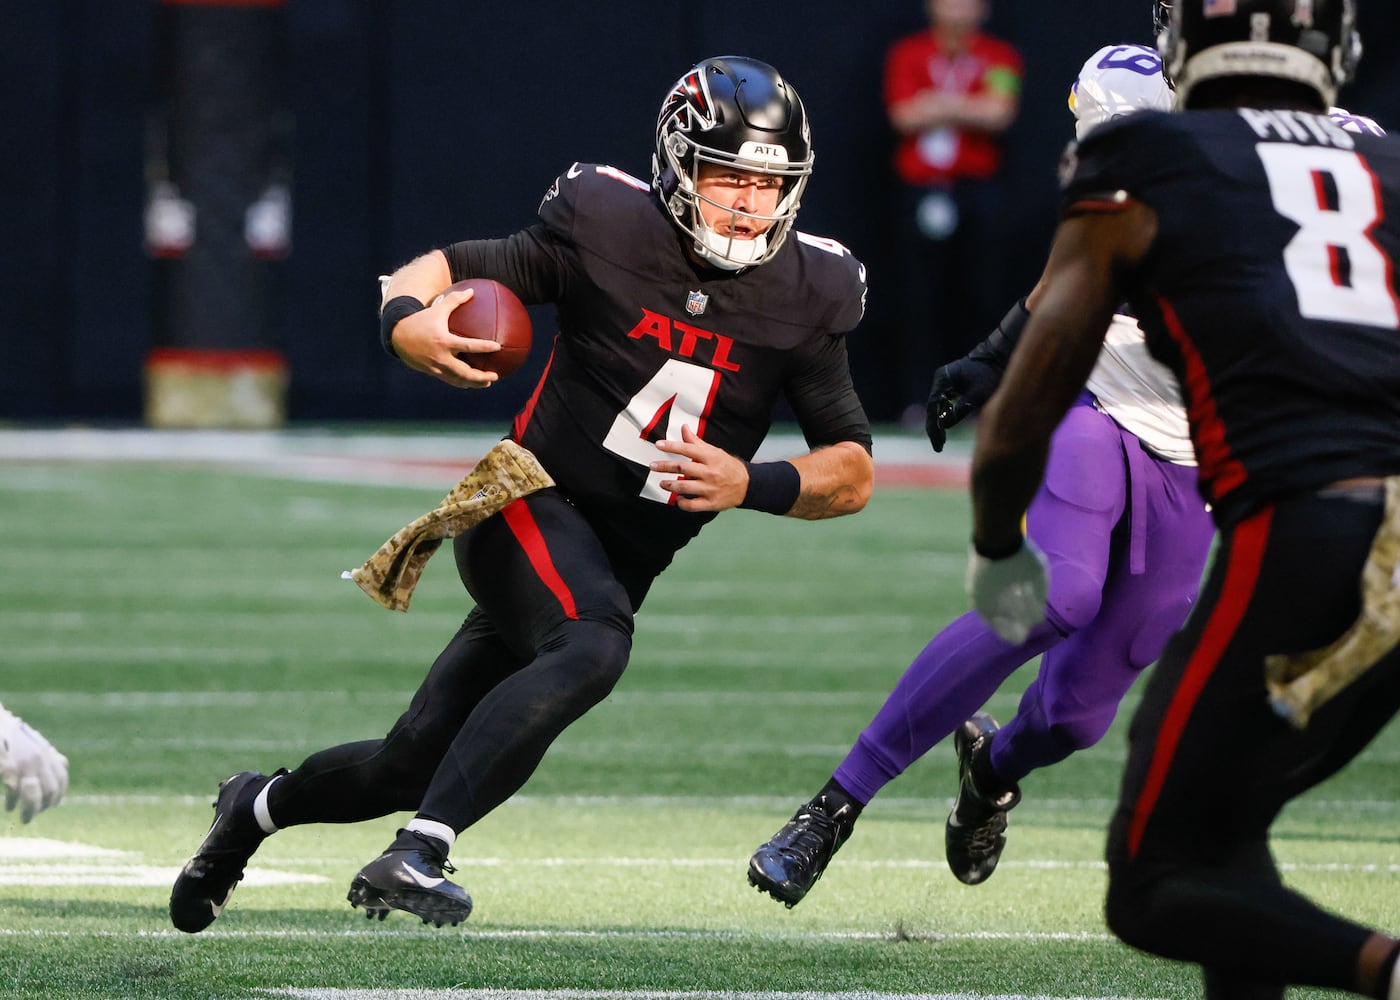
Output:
top-left (389, 287), bottom-right (503, 389)
top-left (966, 539), bottom-right (1050, 645)
top-left (925, 357), bottom-right (1003, 452)
top-left (651, 425), bottom-right (751, 512)
top-left (0, 706), bottom-right (69, 823)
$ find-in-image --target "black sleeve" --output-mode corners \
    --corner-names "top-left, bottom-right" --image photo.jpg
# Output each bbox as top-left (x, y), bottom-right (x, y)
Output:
top-left (784, 332), bottom-right (874, 455)
top-left (441, 224), bottom-right (569, 306)
top-left (966, 297), bottom-right (1031, 371)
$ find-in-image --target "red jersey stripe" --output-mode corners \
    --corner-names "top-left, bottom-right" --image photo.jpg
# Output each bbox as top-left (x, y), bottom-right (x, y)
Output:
top-left (511, 341), bottom-right (556, 443)
top-left (500, 499), bottom-right (579, 621)
top-left (1126, 505), bottom-right (1273, 859)
top-left (1157, 295), bottom-right (1250, 499)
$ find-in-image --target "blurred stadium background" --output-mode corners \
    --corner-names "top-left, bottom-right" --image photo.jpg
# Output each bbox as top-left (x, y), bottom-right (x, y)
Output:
top-left (7, 0), bottom-right (1400, 428)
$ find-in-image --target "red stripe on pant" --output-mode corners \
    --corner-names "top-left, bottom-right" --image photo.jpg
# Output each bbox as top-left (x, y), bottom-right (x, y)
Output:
top-left (500, 499), bottom-right (579, 620)
top-left (1125, 505), bottom-right (1274, 860)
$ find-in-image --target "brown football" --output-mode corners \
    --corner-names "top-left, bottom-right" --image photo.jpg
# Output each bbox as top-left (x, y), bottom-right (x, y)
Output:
top-left (444, 278), bottom-right (532, 376)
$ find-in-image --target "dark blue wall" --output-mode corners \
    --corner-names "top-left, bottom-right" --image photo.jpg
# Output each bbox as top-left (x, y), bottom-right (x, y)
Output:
top-left (5, 1), bottom-right (1399, 423)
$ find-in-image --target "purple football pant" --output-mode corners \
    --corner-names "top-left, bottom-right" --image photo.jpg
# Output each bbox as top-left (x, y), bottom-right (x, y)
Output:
top-left (833, 397), bottom-right (1215, 802)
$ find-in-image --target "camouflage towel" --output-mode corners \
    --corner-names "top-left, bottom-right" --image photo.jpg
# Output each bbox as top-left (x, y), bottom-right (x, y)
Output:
top-left (1265, 476), bottom-right (1400, 728)
top-left (343, 439), bottom-right (554, 612)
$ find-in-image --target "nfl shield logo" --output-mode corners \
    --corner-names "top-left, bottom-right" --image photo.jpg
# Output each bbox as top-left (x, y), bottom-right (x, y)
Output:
top-left (686, 289), bottom-right (709, 316)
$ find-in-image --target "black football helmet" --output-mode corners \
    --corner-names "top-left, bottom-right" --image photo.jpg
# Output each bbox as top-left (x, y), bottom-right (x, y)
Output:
top-left (1159, 0), bottom-right (1361, 107)
top-left (653, 56), bottom-right (813, 270)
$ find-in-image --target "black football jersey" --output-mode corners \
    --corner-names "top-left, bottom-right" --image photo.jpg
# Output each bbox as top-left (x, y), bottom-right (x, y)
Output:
top-left (1063, 109), bottom-right (1400, 526)
top-left (442, 162), bottom-right (871, 571)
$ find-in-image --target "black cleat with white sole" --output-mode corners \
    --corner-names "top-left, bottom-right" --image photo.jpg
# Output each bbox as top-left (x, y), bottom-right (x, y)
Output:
top-left (347, 830), bottom-right (473, 927)
top-left (170, 769), bottom-right (281, 933)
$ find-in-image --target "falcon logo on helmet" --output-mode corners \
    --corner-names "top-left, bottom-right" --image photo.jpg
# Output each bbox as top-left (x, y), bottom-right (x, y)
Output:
top-left (1157, 0), bottom-right (1361, 107)
top-left (657, 71), bottom-right (718, 138)
top-left (652, 56), bottom-right (814, 271)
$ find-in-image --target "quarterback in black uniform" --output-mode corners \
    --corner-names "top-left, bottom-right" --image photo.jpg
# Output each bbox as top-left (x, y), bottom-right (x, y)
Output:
top-left (966, 2), bottom-right (1400, 998)
top-left (169, 56), bottom-right (873, 931)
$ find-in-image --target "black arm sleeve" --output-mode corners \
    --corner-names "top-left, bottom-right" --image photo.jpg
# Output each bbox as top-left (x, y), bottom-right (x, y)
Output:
top-left (966, 297), bottom-right (1031, 372)
top-left (441, 224), bottom-right (569, 306)
top-left (785, 332), bottom-right (874, 455)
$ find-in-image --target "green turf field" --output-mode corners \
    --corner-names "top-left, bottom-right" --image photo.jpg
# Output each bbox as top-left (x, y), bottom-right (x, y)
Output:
top-left (1, 439), bottom-right (1396, 1000)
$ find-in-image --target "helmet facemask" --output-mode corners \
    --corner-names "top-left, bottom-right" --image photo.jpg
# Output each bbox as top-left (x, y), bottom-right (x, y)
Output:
top-left (653, 57), bottom-right (814, 271)
top-left (659, 132), bottom-right (810, 270)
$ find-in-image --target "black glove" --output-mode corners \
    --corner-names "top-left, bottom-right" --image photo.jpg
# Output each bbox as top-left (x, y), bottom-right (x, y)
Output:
top-left (923, 297), bottom-right (1031, 452)
top-left (924, 357), bottom-right (1002, 451)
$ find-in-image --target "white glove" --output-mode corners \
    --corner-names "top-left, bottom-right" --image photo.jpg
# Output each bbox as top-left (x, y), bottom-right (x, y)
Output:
top-left (966, 539), bottom-right (1051, 645)
top-left (0, 705), bottom-right (69, 823)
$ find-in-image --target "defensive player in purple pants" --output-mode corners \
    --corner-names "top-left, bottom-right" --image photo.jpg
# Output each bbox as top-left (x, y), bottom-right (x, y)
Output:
top-left (970, 1), bottom-right (1400, 994)
top-left (747, 42), bottom-right (1215, 907)
top-left (749, 36), bottom-right (1391, 909)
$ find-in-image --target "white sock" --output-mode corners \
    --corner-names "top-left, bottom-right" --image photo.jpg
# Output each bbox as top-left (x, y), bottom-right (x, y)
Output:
top-left (1389, 947), bottom-right (1399, 1000)
top-left (252, 775), bottom-right (282, 834)
top-left (406, 817), bottom-right (456, 853)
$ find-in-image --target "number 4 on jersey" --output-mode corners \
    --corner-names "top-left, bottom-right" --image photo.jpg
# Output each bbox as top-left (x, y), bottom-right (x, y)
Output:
top-left (602, 358), bottom-right (720, 504)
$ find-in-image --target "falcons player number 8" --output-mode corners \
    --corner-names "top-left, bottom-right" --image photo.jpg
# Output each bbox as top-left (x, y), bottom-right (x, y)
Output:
top-left (602, 358), bottom-right (721, 504)
top-left (1256, 143), bottom-right (1400, 329)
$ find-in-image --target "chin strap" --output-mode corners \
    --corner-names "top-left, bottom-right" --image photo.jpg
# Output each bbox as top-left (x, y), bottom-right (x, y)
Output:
top-left (694, 223), bottom-right (768, 270)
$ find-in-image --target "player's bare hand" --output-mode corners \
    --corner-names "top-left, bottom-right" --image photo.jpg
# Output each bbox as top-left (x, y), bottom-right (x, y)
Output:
top-left (651, 425), bottom-right (750, 511)
top-left (390, 287), bottom-right (501, 389)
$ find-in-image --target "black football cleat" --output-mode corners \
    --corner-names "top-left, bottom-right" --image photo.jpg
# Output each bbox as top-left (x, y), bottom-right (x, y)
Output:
top-left (347, 830), bottom-right (473, 927)
top-left (170, 770), bottom-right (279, 933)
top-left (945, 712), bottom-right (1021, 886)
top-left (748, 796), bottom-right (858, 907)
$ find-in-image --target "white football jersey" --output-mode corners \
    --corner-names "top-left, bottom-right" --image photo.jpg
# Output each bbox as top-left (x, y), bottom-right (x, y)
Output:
top-left (1086, 314), bottom-right (1195, 465)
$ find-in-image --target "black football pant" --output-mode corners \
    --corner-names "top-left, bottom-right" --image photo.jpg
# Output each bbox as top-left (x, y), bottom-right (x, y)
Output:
top-left (1104, 484), bottom-right (1400, 998)
top-left (269, 488), bottom-right (642, 833)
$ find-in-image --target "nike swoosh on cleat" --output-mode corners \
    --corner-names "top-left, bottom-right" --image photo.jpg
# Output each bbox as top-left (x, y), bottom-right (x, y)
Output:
top-left (401, 863), bottom-right (444, 889)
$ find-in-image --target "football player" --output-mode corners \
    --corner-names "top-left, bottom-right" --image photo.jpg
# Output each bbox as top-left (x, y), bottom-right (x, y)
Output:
top-left (970, 1), bottom-right (1400, 998)
top-left (749, 40), bottom-right (1216, 907)
top-left (0, 701), bottom-right (68, 823)
top-left (169, 56), bottom-right (874, 932)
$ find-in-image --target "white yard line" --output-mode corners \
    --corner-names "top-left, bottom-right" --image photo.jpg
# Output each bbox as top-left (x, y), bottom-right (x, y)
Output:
top-left (2, 926), bottom-right (1117, 944)
top-left (256, 988), bottom-right (1162, 1000)
top-left (2, 837), bottom-right (1394, 884)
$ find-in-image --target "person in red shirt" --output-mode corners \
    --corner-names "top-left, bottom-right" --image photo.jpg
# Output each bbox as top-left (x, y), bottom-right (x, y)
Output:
top-left (883, 0), bottom-right (1022, 424)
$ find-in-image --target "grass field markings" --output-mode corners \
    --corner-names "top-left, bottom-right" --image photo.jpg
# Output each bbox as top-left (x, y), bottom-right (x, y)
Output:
top-left (4, 607), bottom-right (945, 630)
top-left (0, 864), bottom-right (327, 887)
top-left (293, 857), bottom-right (1400, 875)
top-left (9, 840), bottom-right (1389, 881)
top-left (16, 690), bottom-right (904, 708)
top-left (255, 988), bottom-right (1160, 1000)
top-left (0, 837), bottom-right (326, 887)
top-left (0, 837), bottom-right (130, 859)
top-left (8, 645), bottom-right (308, 665)
top-left (0, 927), bottom-right (1120, 944)
top-left (634, 614), bottom-right (932, 634)
top-left (59, 792), bottom-right (1400, 816)
top-left (71, 738), bottom-right (322, 754)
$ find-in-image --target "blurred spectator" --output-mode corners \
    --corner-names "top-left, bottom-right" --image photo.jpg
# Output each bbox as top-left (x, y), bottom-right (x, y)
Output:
top-left (883, 0), bottom-right (1021, 426)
